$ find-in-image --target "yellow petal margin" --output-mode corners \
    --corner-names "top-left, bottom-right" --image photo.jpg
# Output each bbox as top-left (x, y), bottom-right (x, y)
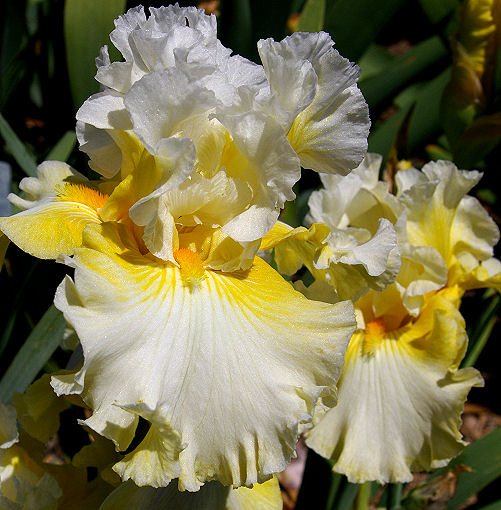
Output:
top-left (53, 221), bottom-right (355, 490)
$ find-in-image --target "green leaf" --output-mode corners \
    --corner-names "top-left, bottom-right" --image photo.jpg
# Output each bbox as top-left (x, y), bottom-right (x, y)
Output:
top-left (332, 481), bottom-right (359, 510)
top-left (425, 143), bottom-right (453, 161)
top-left (0, 112), bottom-right (37, 176)
top-left (0, 2), bottom-right (29, 108)
top-left (64, 0), bottom-right (126, 110)
top-left (407, 69), bottom-right (451, 152)
top-left (324, 0), bottom-right (406, 62)
top-left (445, 427), bottom-right (501, 509)
top-left (0, 305), bottom-right (66, 403)
top-left (358, 44), bottom-right (395, 82)
top-left (46, 130), bottom-right (77, 162)
top-left (297, 0), bottom-right (325, 32)
top-left (359, 36), bottom-right (448, 110)
top-left (368, 101), bottom-right (414, 160)
top-left (419, 0), bottom-right (458, 24)
top-left (477, 501), bottom-right (501, 510)
top-left (452, 112), bottom-right (501, 168)
top-left (388, 483), bottom-right (404, 509)
top-left (463, 292), bottom-right (501, 368)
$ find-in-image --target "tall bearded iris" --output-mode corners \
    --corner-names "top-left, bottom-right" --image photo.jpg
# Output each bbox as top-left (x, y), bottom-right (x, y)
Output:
top-left (0, 4), bottom-right (370, 492)
top-left (268, 156), bottom-right (497, 483)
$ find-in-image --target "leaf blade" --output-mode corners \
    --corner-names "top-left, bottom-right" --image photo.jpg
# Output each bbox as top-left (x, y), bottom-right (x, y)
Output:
top-left (0, 305), bottom-right (66, 403)
top-left (297, 0), bottom-right (326, 32)
top-left (64, 0), bottom-right (126, 110)
top-left (0, 113), bottom-right (37, 176)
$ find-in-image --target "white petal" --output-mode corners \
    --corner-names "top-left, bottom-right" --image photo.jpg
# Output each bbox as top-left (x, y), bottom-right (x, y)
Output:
top-left (76, 92), bottom-right (131, 131)
top-left (124, 68), bottom-right (218, 153)
top-left (269, 32), bottom-right (370, 174)
top-left (54, 222), bottom-right (354, 490)
top-left (216, 110), bottom-right (300, 241)
top-left (337, 218), bottom-right (399, 277)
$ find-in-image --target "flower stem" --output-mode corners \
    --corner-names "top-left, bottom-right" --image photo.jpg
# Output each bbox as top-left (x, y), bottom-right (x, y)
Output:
top-left (388, 482), bottom-right (403, 509)
top-left (355, 482), bottom-right (372, 510)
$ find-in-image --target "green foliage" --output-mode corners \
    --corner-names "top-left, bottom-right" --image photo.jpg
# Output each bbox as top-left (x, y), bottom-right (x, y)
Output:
top-left (64, 0), bottom-right (126, 110)
top-left (46, 130), bottom-right (77, 162)
top-left (297, 0), bottom-right (325, 32)
top-left (0, 113), bottom-right (37, 176)
top-left (0, 305), bottom-right (66, 403)
top-left (324, 0), bottom-right (406, 62)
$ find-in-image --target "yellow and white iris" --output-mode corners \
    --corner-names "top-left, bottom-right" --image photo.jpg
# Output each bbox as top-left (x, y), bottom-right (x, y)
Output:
top-left (262, 154), bottom-right (402, 303)
top-left (270, 156), bottom-right (497, 483)
top-left (0, 4), bottom-right (369, 493)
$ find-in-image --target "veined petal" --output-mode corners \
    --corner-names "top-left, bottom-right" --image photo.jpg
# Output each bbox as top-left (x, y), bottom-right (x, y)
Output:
top-left (100, 476), bottom-right (282, 510)
top-left (306, 289), bottom-right (484, 483)
top-left (53, 222), bottom-right (354, 490)
top-left (0, 162), bottom-right (107, 259)
top-left (400, 160), bottom-right (500, 288)
top-left (260, 32), bottom-right (370, 175)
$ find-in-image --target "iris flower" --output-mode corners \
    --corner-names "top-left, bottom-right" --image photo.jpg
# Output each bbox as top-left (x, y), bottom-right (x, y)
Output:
top-left (268, 157), bottom-right (497, 483)
top-left (0, 4), bottom-right (370, 491)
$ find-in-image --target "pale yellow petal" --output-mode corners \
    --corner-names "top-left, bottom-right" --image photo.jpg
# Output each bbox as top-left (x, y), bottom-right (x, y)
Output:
top-left (53, 222), bottom-right (354, 490)
top-left (306, 290), bottom-right (483, 483)
top-left (12, 375), bottom-right (67, 445)
top-left (0, 403), bottom-right (18, 450)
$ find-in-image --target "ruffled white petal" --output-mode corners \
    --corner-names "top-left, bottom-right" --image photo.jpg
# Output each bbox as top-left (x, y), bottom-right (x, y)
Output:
top-left (123, 68), bottom-right (218, 154)
top-left (53, 222), bottom-right (354, 490)
top-left (216, 110), bottom-right (300, 241)
top-left (266, 219), bottom-right (400, 302)
top-left (258, 32), bottom-right (370, 174)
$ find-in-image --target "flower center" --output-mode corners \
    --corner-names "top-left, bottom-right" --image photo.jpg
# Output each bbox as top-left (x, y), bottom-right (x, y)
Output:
top-left (174, 248), bottom-right (206, 286)
top-left (362, 317), bottom-right (387, 356)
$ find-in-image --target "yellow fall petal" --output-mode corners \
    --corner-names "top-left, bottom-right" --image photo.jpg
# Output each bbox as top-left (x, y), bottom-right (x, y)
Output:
top-left (12, 375), bottom-right (67, 445)
top-left (53, 221), bottom-right (354, 490)
top-left (305, 287), bottom-right (483, 483)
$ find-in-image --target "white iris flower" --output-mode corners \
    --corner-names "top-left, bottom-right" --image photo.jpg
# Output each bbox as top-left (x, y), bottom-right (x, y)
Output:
top-left (0, 4), bottom-right (369, 492)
